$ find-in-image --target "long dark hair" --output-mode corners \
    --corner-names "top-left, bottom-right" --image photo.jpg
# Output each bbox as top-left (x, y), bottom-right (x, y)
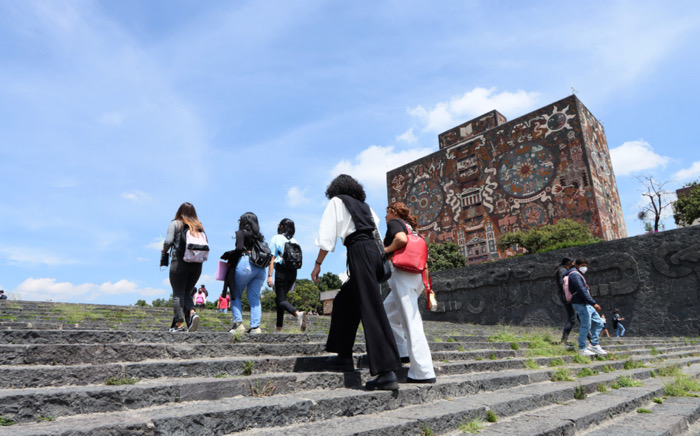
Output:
top-left (387, 201), bottom-right (418, 229)
top-left (238, 212), bottom-right (264, 245)
top-left (174, 202), bottom-right (203, 236)
top-left (277, 218), bottom-right (295, 238)
top-left (325, 174), bottom-right (366, 202)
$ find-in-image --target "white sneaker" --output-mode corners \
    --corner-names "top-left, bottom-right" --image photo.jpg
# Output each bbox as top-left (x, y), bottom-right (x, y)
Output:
top-left (578, 348), bottom-right (596, 356)
top-left (248, 327), bottom-right (262, 335)
top-left (588, 344), bottom-right (607, 355)
top-left (297, 311), bottom-right (307, 333)
top-left (229, 323), bottom-right (245, 334)
top-left (188, 313), bottom-right (199, 333)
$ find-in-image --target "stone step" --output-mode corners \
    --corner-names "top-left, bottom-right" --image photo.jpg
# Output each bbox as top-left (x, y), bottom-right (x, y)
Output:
top-left (5, 358), bottom-right (690, 436)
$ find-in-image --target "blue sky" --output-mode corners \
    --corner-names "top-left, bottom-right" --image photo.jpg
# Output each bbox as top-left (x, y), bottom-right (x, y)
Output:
top-left (2, 1), bottom-right (699, 305)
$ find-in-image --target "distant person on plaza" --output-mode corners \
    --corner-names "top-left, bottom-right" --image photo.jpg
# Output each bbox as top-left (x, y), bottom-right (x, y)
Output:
top-left (382, 201), bottom-right (436, 384)
top-left (568, 258), bottom-right (607, 356)
top-left (161, 202), bottom-right (205, 333)
top-left (0, 290), bottom-right (7, 300)
top-left (268, 218), bottom-right (306, 333)
top-left (218, 293), bottom-right (230, 313)
top-left (599, 312), bottom-right (610, 338)
top-left (311, 174), bottom-right (402, 391)
top-left (555, 257), bottom-right (576, 345)
top-left (194, 288), bottom-right (207, 309)
top-left (612, 308), bottom-right (626, 337)
top-left (229, 212), bottom-right (271, 335)
top-left (199, 285), bottom-right (208, 298)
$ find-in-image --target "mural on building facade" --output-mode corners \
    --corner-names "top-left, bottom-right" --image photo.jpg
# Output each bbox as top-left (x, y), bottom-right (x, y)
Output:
top-left (387, 95), bottom-right (627, 264)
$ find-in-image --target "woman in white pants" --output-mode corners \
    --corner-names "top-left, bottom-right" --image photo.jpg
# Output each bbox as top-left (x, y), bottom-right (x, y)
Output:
top-left (383, 202), bottom-right (436, 383)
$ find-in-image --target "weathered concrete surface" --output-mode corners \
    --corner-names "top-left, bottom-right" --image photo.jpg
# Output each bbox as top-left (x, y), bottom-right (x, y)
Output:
top-left (425, 226), bottom-right (700, 336)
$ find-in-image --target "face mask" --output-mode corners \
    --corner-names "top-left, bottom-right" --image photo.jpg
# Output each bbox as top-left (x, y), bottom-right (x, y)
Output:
top-left (579, 266), bottom-right (588, 274)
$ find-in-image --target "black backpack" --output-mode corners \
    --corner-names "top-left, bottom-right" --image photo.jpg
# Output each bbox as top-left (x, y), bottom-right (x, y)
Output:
top-left (282, 237), bottom-right (303, 269)
top-left (249, 239), bottom-right (273, 268)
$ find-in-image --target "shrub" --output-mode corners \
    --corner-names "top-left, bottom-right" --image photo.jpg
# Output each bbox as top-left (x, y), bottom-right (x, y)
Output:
top-left (574, 385), bottom-right (587, 400)
top-left (486, 410), bottom-right (498, 422)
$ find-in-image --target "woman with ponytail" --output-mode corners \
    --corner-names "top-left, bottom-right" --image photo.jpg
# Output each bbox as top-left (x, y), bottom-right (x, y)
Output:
top-left (382, 201), bottom-right (436, 383)
top-left (162, 202), bottom-right (205, 333)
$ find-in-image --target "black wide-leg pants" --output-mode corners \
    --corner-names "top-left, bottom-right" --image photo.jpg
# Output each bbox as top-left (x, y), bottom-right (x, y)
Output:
top-left (325, 237), bottom-right (401, 376)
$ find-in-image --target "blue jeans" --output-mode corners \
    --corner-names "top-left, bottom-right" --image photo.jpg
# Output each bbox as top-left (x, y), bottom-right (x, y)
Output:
top-left (616, 323), bottom-right (626, 337)
top-left (572, 304), bottom-right (603, 350)
top-left (231, 254), bottom-right (265, 328)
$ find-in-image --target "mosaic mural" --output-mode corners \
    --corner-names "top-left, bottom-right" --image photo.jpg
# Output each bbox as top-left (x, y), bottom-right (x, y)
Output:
top-left (387, 95), bottom-right (627, 264)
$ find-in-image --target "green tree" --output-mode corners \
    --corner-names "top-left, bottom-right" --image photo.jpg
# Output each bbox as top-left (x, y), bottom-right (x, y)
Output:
top-left (287, 279), bottom-right (322, 313)
top-left (427, 242), bottom-right (466, 272)
top-left (673, 181), bottom-right (700, 227)
top-left (317, 272), bottom-right (343, 292)
top-left (135, 299), bottom-right (149, 307)
top-left (497, 219), bottom-right (598, 254)
top-left (151, 294), bottom-right (174, 308)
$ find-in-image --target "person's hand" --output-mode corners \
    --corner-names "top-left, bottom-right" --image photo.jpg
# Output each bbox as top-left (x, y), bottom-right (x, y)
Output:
top-left (594, 304), bottom-right (601, 312)
top-left (267, 277), bottom-right (273, 288)
top-left (311, 263), bottom-right (321, 282)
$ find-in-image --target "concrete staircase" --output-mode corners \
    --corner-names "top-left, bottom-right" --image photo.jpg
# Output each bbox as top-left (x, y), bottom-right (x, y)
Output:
top-left (0, 301), bottom-right (698, 435)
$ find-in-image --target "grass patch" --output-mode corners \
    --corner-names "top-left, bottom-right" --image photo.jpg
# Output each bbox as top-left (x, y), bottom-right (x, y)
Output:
top-left (459, 418), bottom-right (484, 434)
top-left (242, 360), bottom-right (254, 376)
top-left (489, 353), bottom-right (497, 360)
top-left (488, 331), bottom-right (520, 343)
top-left (664, 374), bottom-right (700, 397)
top-left (510, 342), bottom-right (520, 350)
top-left (250, 380), bottom-right (277, 397)
top-left (602, 365), bottom-right (615, 373)
top-left (214, 373), bottom-right (230, 378)
top-left (574, 385), bottom-right (587, 400)
top-left (577, 367), bottom-right (598, 378)
top-left (616, 376), bottom-right (643, 387)
top-left (637, 408), bottom-right (652, 413)
top-left (623, 359), bottom-right (646, 370)
top-left (598, 383), bottom-right (608, 393)
top-left (573, 354), bottom-right (592, 364)
top-left (475, 356), bottom-right (483, 361)
top-left (447, 337), bottom-right (456, 343)
top-left (486, 409), bottom-right (498, 423)
top-left (652, 397), bottom-right (663, 404)
top-left (0, 417), bottom-right (14, 426)
top-left (457, 345), bottom-right (466, 352)
top-left (105, 377), bottom-right (139, 386)
top-left (649, 346), bottom-right (658, 356)
top-left (655, 364), bottom-right (682, 377)
top-left (611, 382), bottom-right (620, 389)
top-left (552, 368), bottom-right (574, 382)
top-left (525, 335), bottom-right (568, 358)
top-left (420, 424), bottom-right (434, 436)
top-left (433, 337), bottom-right (443, 343)
top-left (37, 416), bottom-right (55, 422)
top-left (548, 358), bottom-right (566, 367)
top-left (524, 359), bottom-right (539, 370)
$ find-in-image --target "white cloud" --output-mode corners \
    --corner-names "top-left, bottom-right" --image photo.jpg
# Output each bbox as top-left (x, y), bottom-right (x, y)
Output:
top-left (673, 161), bottom-right (700, 182)
top-left (409, 87), bottom-right (540, 133)
top-left (286, 186), bottom-right (310, 207)
top-left (0, 247), bottom-right (79, 266)
top-left (14, 277), bottom-right (167, 302)
top-left (331, 145), bottom-right (434, 195)
top-left (121, 190), bottom-right (151, 202)
top-left (148, 238), bottom-right (164, 251)
top-left (396, 128), bottom-right (417, 143)
top-left (610, 140), bottom-right (671, 176)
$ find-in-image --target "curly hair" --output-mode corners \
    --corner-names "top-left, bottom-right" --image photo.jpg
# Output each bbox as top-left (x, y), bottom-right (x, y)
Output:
top-left (277, 218), bottom-right (295, 238)
top-left (387, 201), bottom-right (418, 229)
top-left (325, 174), bottom-right (366, 202)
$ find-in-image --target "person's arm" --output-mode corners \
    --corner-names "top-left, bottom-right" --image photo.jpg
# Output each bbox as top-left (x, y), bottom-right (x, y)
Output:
top-left (569, 272), bottom-right (597, 306)
top-left (385, 232), bottom-right (407, 254)
top-left (267, 255), bottom-right (275, 287)
top-left (311, 249), bottom-right (329, 282)
top-left (162, 221), bottom-right (178, 253)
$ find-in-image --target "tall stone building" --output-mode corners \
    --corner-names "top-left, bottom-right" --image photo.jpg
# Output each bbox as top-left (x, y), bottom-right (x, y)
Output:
top-left (386, 95), bottom-right (627, 264)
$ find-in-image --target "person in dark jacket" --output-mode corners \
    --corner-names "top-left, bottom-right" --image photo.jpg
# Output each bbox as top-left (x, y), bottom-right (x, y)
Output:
top-left (555, 257), bottom-right (576, 345)
top-left (568, 258), bottom-right (607, 356)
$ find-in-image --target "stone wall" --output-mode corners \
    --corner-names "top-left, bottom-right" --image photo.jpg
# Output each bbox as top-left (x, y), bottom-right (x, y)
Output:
top-left (423, 226), bottom-right (700, 337)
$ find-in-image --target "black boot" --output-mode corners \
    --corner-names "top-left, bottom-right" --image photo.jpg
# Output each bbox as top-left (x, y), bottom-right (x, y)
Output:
top-left (365, 370), bottom-right (398, 391)
top-left (324, 355), bottom-right (354, 372)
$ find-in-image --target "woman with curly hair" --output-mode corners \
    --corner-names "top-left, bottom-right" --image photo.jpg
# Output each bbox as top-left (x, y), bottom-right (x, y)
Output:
top-left (382, 202), bottom-right (436, 383)
top-left (311, 174), bottom-right (401, 391)
top-left (229, 212), bottom-right (270, 334)
top-left (161, 202), bottom-right (205, 333)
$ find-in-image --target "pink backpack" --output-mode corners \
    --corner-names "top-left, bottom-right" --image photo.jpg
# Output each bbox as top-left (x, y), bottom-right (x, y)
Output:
top-left (562, 270), bottom-right (582, 302)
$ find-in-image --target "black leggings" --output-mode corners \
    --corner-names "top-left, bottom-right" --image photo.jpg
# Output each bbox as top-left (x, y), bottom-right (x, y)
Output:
top-left (169, 261), bottom-right (202, 327)
top-left (274, 264), bottom-right (298, 327)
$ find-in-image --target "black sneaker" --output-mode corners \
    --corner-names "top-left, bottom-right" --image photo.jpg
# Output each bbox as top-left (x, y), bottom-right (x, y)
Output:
top-left (365, 371), bottom-right (399, 391)
top-left (188, 313), bottom-right (199, 332)
top-left (168, 326), bottom-right (186, 333)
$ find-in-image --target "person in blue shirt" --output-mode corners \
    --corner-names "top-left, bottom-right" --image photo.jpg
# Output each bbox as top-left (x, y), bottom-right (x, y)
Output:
top-left (267, 219), bottom-right (306, 333)
top-left (568, 258), bottom-right (607, 356)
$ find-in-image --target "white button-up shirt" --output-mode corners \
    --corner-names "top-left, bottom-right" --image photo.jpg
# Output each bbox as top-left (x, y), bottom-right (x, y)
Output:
top-left (315, 197), bottom-right (380, 252)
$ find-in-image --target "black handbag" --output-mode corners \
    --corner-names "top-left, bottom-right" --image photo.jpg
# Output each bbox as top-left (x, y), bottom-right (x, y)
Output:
top-left (372, 229), bottom-right (392, 283)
